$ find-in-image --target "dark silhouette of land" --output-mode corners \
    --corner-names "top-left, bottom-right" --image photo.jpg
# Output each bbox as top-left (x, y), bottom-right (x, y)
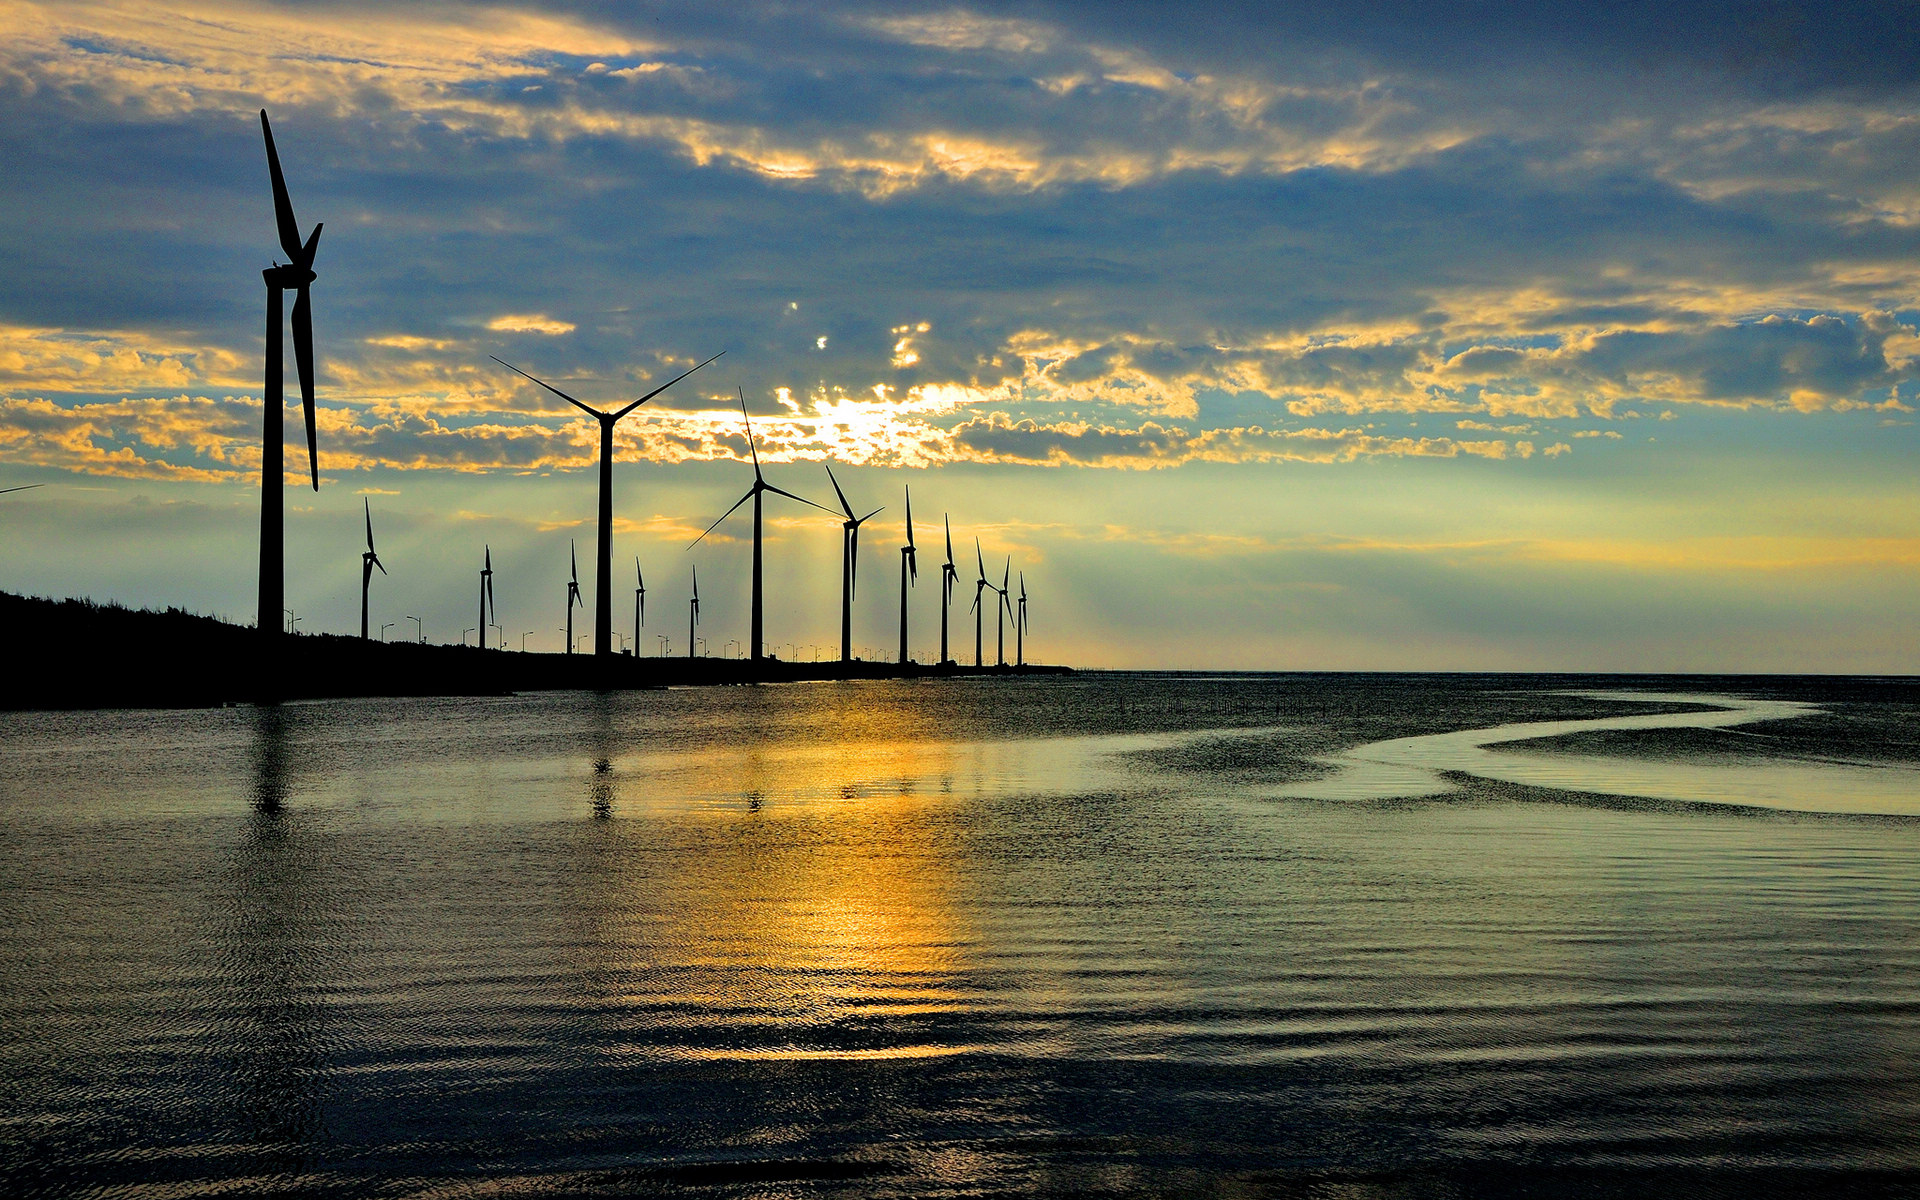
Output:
top-left (2, 591), bottom-right (1069, 710)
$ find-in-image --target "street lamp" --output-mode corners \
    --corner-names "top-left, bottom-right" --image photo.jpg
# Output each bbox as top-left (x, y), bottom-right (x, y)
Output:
top-left (697, 637), bottom-right (707, 657)
top-left (521, 631), bottom-right (533, 652)
top-left (380, 622), bottom-right (394, 642)
top-left (406, 614), bottom-right (421, 643)
top-left (463, 627), bottom-right (476, 647)
top-left (491, 623), bottom-right (504, 650)
top-left (283, 608), bottom-right (295, 635)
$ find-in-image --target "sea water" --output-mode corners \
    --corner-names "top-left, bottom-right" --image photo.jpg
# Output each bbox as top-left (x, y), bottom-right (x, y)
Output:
top-left (1, 674), bottom-right (1916, 1196)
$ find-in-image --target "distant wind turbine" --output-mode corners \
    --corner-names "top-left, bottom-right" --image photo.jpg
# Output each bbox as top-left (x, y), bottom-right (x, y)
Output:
top-left (479, 546), bottom-right (496, 652)
top-left (997, 557), bottom-right (1012, 667)
top-left (359, 499), bottom-right (386, 640)
top-left (688, 565), bottom-right (700, 659)
top-left (1016, 572), bottom-right (1028, 667)
top-left (565, 539), bottom-right (583, 654)
top-left (940, 516), bottom-right (958, 666)
top-left (634, 557), bottom-right (646, 652)
top-left (690, 389), bottom-right (836, 667)
top-left (898, 487), bottom-right (916, 665)
top-left (826, 466), bottom-right (883, 664)
top-left (492, 351), bottom-right (721, 658)
top-left (969, 539), bottom-right (990, 669)
top-left (256, 110), bottom-right (325, 645)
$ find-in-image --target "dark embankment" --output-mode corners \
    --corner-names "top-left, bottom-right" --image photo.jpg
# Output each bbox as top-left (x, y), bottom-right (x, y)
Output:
top-left (4, 592), bottom-right (1069, 709)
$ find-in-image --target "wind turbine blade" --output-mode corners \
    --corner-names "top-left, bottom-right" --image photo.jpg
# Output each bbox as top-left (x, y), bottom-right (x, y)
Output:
top-left (738, 389), bottom-right (762, 478)
top-left (858, 506), bottom-right (884, 525)
top-left (944, 514), bottom-right (953, 563)
top-left (293, 285), bottom-right (318, 490)
top-left (365, 498), bottom-right (374, 551)
top-left (762, 482), bottom-right (839, 517)
top-left (372, 553), bottom-right (387, 576)
top-left (571, 539), bottom-right (578, 582)
top-left (825, 465), bottom-right (854, 518)
top-left (298, 222), bottom-right (323, 272)
top-left (689, 488), bottom-right (754, 548)
top-left (0, 484), bottom-right (45, 494)
top-left (484, 545), bottom-right (492, 571)
top-left (636, 555), bottom-right (643, 586)
top-left (259, 111), bottom-right (304, 263)
top-left (851, 526), bottom-right (859, 598)
top-left (490, 356), bottom-right (602, 417)
top-left (611, 350), bottom-right (724, 420)
top-left (975, 538), bottom-right (985, 579)
top-left (905, 487), bottom-right (914, 549)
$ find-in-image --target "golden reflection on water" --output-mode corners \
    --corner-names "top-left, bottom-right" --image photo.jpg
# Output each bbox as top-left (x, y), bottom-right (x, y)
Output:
top-left (570, 735), bottom-right (980, 1062)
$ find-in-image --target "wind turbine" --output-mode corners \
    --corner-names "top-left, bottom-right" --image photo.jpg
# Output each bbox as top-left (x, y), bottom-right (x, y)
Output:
top-left (565, 539), bottom-right (583, 654)
top-left (492, 351), bottom-right (722, 658)
top-left (359, 499), bottom-right (385, 640)
top-left (940, 516), bottom-right (957, 666)
top-left (688, 565), bottom-right (700, 659)
top-left (690, 389), bottom-right (835, 667)
top-left (969, 538), bottom-right (990, 668)
top-left (1016, 572), bottom-right (1028, 667)
top-left (634, 557), bottom-right (646, 652)
top-left (898, 487), bottom-right (916, 665)
top-left (997, 557), bottom-right (1012, 667)
top-left (479, 546), bottom-right (496, 652)
top-left (256, 110), bottom-right (324, 646)
top-left (825, 466), bottom-right (883, 664)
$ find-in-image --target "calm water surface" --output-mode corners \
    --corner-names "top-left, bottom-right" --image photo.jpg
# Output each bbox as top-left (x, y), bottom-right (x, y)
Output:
top-left (1, 673), bottom-right (1917, 1197)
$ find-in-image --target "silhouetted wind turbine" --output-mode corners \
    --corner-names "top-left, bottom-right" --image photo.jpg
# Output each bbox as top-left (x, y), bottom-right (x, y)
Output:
top-left (825, 466), bottom-right (883, 664)
top-left (479, 546), bottom-right (496, 652)
top-left (940, 516), bottom-right (957, 666)
top-left (1017, 572), bottom-right (1028, 667)
top-left (565, 539), bottom-right (583, 654)
top-left (634, 557), bottom-right (646, 651)
top-left (997, 557), bottom-right (1012, 667)
top-left (690, 389), bottom-right (835, 667)
top-left (256, 110), bottom-right (324, 646)
top-left (359, 499), bottom-right (386, 640)
top-left (492, 352), bottom-right (721, 658)
top-left (898, 487), bottom-right (916, 665)
top-left (970, 538), bottom-right (990, 668)
top-left (688, 565), bottom-right (700, 659)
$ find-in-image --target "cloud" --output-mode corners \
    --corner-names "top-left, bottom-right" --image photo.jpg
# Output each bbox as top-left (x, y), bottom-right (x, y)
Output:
top-left (484, 314), bottom-right (576, 335)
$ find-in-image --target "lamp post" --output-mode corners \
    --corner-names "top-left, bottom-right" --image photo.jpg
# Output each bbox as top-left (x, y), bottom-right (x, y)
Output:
top-left (463, 627), bottom-right (476, 647)
top-left (491, 623), bottom-right (503, 649)
top-left (379, 622), bottom-right (394, 642)
top-left (406, 614), bottom-right (421, 643)
top-left (521, 631), bottom-right (532, 652)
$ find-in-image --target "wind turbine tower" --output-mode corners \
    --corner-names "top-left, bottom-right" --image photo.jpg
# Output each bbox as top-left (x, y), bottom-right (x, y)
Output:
top-left (565, 540), bottom-right (583, 654)
top-left (940, 516), bottom-right (957, 666)
top-left (479, 547), bottom-right (496, 652)
top-left (898, 487), bottom-right (916, 665)
top-left (359, 499), bottom-right (385, 640)
top-left (492, 352), bottom-right (721, 657)
top-left (997, 557), bottom-right (1012, 667)
top-left (688, 565), bottom-right (700, 659)
top-left (634, 558), bottom-right (646, 653)
top-left (970, 539), bottom-right (990, 668)
top-left (256, 111), bottom-right (325, 648)
top-left (826, 466), bottom-right (883, 664)
top-left (1017, 572), bottom-right (1028, 667)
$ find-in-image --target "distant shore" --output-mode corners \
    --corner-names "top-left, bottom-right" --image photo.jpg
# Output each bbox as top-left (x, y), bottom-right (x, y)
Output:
top-left (4, 592), bottom-right (1068, 710)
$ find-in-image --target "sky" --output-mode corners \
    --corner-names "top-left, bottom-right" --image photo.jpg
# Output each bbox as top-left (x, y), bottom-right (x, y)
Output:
top-left (0, 0), bottom-right (1916, 670)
